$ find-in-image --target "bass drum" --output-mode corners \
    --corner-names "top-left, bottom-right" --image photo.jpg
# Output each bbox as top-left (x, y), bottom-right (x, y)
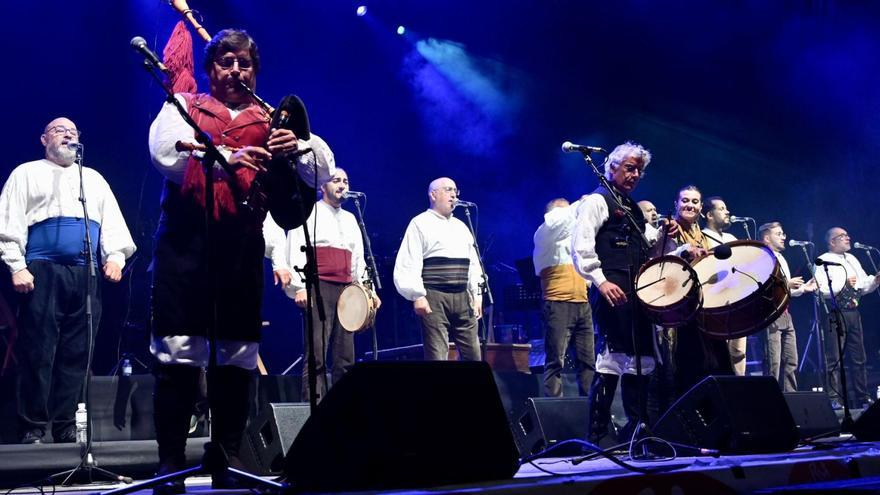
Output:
top-left (337, 283), bottom-right (377, 333)
top-left (635, 255), bottom-right (702, 328)
top-left (692, 240), bottom-right (790, 339)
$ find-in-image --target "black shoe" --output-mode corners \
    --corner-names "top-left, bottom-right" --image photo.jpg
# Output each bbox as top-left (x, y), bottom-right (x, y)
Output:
top-left (54, 427), bottom-right (77, 444)
top-left (211, 456), bottom-right (249, 490)
top-left (153, 457), bottom-right (187, 495)
top-left (21, 430), bottom-right (43, 444)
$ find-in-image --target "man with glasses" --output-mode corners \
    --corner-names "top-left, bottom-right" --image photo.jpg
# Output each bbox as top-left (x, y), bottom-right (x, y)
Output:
top-left (148, 29), bottom-right (334, 491)
top-left (572, 142), bottom-right (677, 445)
top-left (285, 168), bottom-right (379, 401)
top-left (759, 222), bottom-right (816, 392)
top-left (394, 177), bottom-right (483, 361)
top-left (0, 117), bottom-right (135, 444)
top-left (816, 227), bottom-right (880, 409)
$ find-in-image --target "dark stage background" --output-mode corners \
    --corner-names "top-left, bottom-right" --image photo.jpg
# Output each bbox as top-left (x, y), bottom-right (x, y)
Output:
top-left (2, 1), bottom-right (878, 384)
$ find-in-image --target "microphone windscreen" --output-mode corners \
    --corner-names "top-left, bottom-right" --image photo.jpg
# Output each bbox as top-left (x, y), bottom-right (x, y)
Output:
top-left (713, 243), bottom-right (732, 260)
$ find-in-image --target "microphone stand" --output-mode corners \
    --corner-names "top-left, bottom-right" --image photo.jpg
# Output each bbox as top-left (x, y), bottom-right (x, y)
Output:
top-left (348, 194), bottom-right (381, 360)
top-left (822, 263), bottom-right (854, 432)
top-left (458, 203), bottom-right (493, 355)
top-left (796, 246), bottom-right (829, 394)
top-left (99, 55), bottom-right (286, 495)
top-left (47, 145), bottom-right (132, 487)
top-left (858, 247), bottom-right (880, 301)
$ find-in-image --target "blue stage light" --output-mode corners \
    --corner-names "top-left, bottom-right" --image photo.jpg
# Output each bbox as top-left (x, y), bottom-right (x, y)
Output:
top-left (356, 6), bottom-right (367, 16)
top-left (396, 25), bottom-right (406, 35)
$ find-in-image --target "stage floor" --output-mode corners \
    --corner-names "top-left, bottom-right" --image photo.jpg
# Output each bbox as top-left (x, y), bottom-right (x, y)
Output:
top-left (2, 436), bottom-right (880, 495)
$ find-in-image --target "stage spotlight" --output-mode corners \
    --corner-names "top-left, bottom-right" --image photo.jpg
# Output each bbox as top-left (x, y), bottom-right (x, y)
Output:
top-left (396, 25), bottom-right (406, 35)
top-left (356, 5), bottom-right (367, 16)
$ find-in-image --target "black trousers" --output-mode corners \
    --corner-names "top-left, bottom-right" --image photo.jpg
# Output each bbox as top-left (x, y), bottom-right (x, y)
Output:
top-left (16, 260), bottom-right (100, 438)
top-left (301, 280), bottom-right (354, 402)
top-left (541, 300), bottom-right (595, 397)
top-left (420, 289), bottom-right (480, 361)
top-left (824, 308), bottom-right (869, 403)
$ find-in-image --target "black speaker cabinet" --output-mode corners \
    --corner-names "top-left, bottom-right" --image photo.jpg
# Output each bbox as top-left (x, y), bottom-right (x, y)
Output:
top-left (284, 361), bottom-right (520, 492)
top-left (784, 391), bottom-right (839, 440)
top-left (241, 403), bottom-right (310, 475)
top-left (516, 397), bottom-right (589, 457)
top-left (853, 400), bottom-right (880, 441)
top-left (653, 375), bottom-right (799, 454)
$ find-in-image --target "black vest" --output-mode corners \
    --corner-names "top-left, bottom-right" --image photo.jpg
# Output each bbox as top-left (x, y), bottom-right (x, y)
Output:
top-left (593, 185), bottom-right (648, 277)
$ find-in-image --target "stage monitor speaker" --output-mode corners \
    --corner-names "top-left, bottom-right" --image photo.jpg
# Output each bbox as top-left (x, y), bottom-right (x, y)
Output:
top-left (516, 397), bottom-right (588, 457)
top-left (653, 375), bottom-right (799, 454)
top-left (284, 361), bottom-right (520, 492)
top-left (783, 392), bottom-right (839, 440)
top-left (853, 400), bottom-right (880, 441)
top-left (241, 403), bottom-right (310, 475)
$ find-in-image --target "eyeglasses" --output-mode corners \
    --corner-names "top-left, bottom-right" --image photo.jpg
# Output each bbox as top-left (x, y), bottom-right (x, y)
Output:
top-left (45, 125), bottom-right (81, 138)
top-left (434, 186), bottom-right (460, 196)
top-left (833, 233), bottom-right (850, 241)
top-left (214, 57), bottom-right (253, 70)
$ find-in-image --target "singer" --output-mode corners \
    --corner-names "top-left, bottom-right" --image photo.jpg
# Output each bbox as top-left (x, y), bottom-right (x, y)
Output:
top-left (394, 177), bottom-right (484, 361)
top-left (572, 142), bottom-right (675, 445)
top-left (146, 29), bottom-right (335, 491)
top-left (701, 197), bottom-right (748, 376)
top-left (0, 118), bottom-right (135, 444)
top-left (815, 227), bottom-right (880, 409)
top-left (285, 169), bottom-right (379, 401)
top-left (759, 222), bottom-right (816, 392)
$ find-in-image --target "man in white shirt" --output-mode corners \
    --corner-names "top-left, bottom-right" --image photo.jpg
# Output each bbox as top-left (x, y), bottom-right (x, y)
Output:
top-left (759, 222), bottom-right (816, 391)
top-left (394, 177), bottom-right (483, 361)
top-left (0, 117), bottom-right (136, 444)
top-left (285, 168), bottom-right (378, 401)
top-left (533, 197), bottom-right (593, 397)
top-left (637, 200), bottom-right (659, 229)
top-left (572, 142), bottom-right (675, 444)
top-left (702, 196), bottom-right (746, 375)
top-left (816, 227), bottom-right (880, 409)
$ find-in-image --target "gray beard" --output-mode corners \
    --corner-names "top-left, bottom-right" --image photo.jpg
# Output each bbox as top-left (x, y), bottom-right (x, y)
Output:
top-left (48, 144), bottom-right (76, 166)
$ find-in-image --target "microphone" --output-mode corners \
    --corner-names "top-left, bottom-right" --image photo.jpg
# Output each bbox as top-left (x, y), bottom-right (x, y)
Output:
top-left (130, 36), bottom-right (170, 74)
top-left (788, 239), bottom-right (813, 247)
top-left (561, 141), bottom-right (606, 154)
top-left (815, 258), bottom-right (842, 267)
top-left (854, 242), bottom-right (877, 251)
top-left (454, 200), bottom-right (477, 209)
top-left (343, 191), bottom-right (366, 199)
top-left (713, 243), bottom-right (732, 260)
top-left (271, 95), bottom-right (311, 140)
top-left (730, 215), bottom-right (753, 223)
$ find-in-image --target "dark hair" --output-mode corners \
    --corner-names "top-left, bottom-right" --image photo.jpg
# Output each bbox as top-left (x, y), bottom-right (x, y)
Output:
top-left (705, 196), bottom-right (724, 211)
top-left (759, 221), bottom-right (781, 240)
top-left (204, 29), bottom-right (261, 74)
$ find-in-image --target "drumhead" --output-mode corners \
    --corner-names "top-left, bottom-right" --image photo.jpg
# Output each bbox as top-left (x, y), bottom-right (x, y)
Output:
top-left (636, 257), bottom-right (695, 308)
top-left (337, 284), bottom-right (371, 332)
top-left (693, 241), bottom-right (777, 309)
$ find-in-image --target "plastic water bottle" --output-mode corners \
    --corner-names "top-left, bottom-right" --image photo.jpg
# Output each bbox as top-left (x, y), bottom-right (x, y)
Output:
top-left (122, 358), bottom-right (132, 377)
top-left (75, 403), bottom-right (88, 444)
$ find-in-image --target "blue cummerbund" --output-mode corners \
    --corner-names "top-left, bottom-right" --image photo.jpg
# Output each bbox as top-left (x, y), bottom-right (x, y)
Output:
top-left (26, 217), bottom-right (100, 266)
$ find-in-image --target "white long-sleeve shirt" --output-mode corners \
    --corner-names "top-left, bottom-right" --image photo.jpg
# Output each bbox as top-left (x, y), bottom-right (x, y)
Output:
top-left (702, 228), bottom-right (737, 249)
top-left (0, 159), bottom-right (136, 273)
top-left (572, 193), bottom-right (661, 287)
top-left (284, 200), bottom-right (366, 297)
top-left (148, 94), bottom-right (335, 186)
top-left (774, 251), bottom-right (806, 298)
top-left (394, 209), bottom-right (482, 302)
top-left (533, 200), bottom-right (580, 274)
top-left (263, 212), bottom-right (289, 272)
top-left (815, 251), bottom-right (879, 300)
